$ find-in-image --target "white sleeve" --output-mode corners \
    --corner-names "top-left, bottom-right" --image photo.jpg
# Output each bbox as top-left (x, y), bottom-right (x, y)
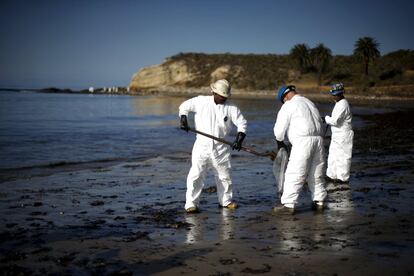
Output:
top-left (325, 102), bottom-right (346, 127)
top-left (231, 106), bottom-right (247, 133)
top-left (178, 96), bottom-right (199, 117)
top-left (274, 105), bottom-right (290, 141)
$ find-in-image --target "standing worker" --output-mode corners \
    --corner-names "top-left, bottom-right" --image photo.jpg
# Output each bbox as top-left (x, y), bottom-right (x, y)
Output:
top-left (179, 79), bottom-right (247, 213)
top-left (324, 83), bottom-right (353, 183)
top-left (273, 85), bottom-right (327, 214)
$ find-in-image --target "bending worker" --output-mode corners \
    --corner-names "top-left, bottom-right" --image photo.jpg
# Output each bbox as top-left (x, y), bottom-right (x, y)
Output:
top-left (273, 85), bottom-right (327, 214)
top-left (324, 83), bottom-right (353, 183)
top-left (179, 79), bottom-right (247, 213)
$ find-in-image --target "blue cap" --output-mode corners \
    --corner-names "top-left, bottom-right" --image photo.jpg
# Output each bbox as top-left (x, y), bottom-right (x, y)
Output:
top-left (277, 85), bottom-right (296, 103)
top-left (330, 83), bottom-right (345, 96)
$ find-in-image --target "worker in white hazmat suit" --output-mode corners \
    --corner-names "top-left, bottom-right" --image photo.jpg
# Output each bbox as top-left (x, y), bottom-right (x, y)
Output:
top-left (324, 83), bottom-right (353, 183)
top-left (273, 85), bottom-right (327, 214)
top-left (179, 79), bottom-right (247, 213)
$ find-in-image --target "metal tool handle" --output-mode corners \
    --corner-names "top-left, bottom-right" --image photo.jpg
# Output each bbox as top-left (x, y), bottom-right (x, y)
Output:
top-left (188, 127), bottom-right (273, 158)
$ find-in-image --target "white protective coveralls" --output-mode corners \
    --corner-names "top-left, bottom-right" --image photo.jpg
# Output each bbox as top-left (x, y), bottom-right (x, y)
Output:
top-left (179, 95), bottom-right (247, 210)
top-left (325, 98), bottom-right (353, 182)
top-left (274, 95), bottom-right (327, 207)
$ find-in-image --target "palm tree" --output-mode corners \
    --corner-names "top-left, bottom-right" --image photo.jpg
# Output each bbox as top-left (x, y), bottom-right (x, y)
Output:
top-left (310, 43), bottom-right (332, 85)
top-left (353, 37), bottom-right (380, 76)
top-left (290, 43), bottom-right (311, 73)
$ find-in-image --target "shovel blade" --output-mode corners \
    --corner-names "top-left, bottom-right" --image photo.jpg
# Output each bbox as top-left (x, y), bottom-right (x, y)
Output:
top-left (272, 147), bottom-right (289, 197)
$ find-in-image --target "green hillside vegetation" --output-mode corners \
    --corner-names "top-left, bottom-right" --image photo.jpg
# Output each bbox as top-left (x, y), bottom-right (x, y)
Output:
top-left (167, 49), bottom-right (414, 90)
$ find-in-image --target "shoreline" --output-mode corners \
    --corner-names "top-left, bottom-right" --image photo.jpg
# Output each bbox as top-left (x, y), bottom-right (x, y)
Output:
top-left (127, 88), bottom-right (414, 105)
top-left (2, 85), bottom-right (414, 104)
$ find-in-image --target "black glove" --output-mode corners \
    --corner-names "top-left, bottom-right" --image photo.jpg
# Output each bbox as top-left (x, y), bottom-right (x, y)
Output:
top-left (277, 140), bottom-right (287, 151)
top-left (267, 149), bottom-right (277, 161)
top-left (180, 115), bottom-right (189, 132)
top-left (232, 132), bottom-right (246, 151)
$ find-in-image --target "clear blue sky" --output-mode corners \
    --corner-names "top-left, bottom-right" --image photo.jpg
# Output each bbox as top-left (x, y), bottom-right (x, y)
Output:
top-left (1, 0), bottom-right (413, 89)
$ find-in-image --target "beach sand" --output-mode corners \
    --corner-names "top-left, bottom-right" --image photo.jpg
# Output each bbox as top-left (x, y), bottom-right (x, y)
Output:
top-left (1, 109), bottom-right (414, 275)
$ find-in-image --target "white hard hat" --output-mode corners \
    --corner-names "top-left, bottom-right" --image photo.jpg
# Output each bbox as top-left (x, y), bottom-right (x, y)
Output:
top-left (210, 79), bottom-right (231, 98)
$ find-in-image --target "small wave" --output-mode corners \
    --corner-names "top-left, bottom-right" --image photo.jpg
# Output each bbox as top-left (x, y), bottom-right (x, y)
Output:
top-left (0, 155), bottom-right (159, 183)
top-left (0, 155), bottom-right (157, 172)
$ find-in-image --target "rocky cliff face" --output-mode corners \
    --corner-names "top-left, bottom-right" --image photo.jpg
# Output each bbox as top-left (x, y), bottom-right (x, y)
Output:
top-left (129, 60), bottom-right (197, 90)
top-left (210, 65), bottom-right (243, 82)
top-left (129, 58), bottom-right (246, 91)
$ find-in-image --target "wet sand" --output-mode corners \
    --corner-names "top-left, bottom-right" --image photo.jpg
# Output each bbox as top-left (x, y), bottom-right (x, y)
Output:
top-left (1, 109), bottom-right (414, 275)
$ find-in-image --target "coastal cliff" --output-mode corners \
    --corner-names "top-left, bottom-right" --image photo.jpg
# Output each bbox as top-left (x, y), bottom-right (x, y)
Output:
top-left (130, 51), bottom-right (414, 99)
top-left (130, 60), bottom-right (197, 89)
top-left (129, 53), bottom-right (294, 92)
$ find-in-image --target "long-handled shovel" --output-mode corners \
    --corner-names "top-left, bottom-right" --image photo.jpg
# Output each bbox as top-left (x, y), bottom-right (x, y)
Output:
top-left (187, 127), bottom-right (288, 198)
top-left (188, 127), bottom-right (275, 159)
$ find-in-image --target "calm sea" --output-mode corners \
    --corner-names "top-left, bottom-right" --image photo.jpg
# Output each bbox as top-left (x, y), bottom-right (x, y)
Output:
top-left (0, 90), bottom-right (374, 170)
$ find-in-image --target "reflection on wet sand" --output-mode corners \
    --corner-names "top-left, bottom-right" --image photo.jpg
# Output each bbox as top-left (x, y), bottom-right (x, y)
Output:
top-left (184, 209), bottom-right (235, 244)
top-left (325, 181), bottom-right (354, 212)
top-left (220, 208), bottom-right (235, 241)
top-left (279, 231), bottom-right (301, 252)
top-left (276, 209), bottom-right (355, 254)
top-left (184, 214), bottom-right (203, 244)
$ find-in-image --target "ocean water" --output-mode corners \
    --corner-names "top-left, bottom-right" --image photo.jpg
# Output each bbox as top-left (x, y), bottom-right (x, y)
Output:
top-left (0, 91), bottom-right (189, 170)
top-left (0, 90), bottom-right (377, 170)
